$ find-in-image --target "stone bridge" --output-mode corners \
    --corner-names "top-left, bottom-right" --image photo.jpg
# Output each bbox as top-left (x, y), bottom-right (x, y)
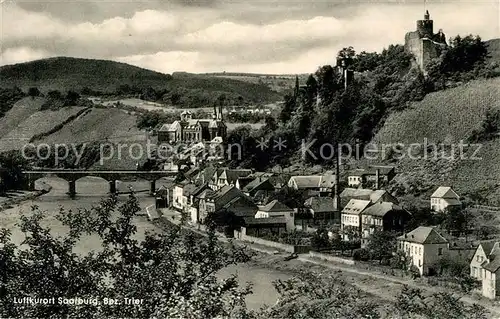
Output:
top-left (22, 169), bottom-right (177, 198)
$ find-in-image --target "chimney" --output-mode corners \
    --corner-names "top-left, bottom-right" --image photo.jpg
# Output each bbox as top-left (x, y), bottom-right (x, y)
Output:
top-left (375, 169), bottom-right (380, 190)
top-left (213, 105), bottom-right (217, 119)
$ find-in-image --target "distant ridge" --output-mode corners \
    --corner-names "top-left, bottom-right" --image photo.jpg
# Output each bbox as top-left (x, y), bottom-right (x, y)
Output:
top-left (0, 57), bottom-right (282, 102)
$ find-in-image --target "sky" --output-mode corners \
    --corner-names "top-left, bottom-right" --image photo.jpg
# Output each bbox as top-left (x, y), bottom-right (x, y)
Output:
top-left (1, 0), bottom-right (499, 74)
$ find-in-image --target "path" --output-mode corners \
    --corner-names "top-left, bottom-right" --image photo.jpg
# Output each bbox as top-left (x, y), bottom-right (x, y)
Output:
top-left (155, 212), bottom-right (500, 316)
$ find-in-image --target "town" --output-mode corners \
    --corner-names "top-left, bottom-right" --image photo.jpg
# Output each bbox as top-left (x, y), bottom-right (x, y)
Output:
top-left (1, 2), bottom-right (500, 318)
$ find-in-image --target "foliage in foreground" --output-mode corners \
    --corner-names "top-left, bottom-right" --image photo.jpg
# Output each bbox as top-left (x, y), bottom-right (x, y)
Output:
top-left (0, 195), bottom-right (252, 318)
top-left (0, 195), bottom-right (490, 318)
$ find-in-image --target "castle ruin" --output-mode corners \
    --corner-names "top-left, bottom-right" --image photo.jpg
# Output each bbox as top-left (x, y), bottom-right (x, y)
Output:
top-left (404, 10), bottom-right (447, 73)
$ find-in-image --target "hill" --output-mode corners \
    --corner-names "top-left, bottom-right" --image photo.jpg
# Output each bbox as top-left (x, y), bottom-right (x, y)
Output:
top-left (374, 77), bottom-right (500, 145)
top-left (369, 77), bottom-right (500, 203)
top-left (0, 57), bottom-right (282, 102)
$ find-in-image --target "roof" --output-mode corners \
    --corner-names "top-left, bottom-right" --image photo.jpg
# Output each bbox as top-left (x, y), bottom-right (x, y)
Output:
top-left (289, 176), bottom-right (322, 188)
top-left (304, 196), bottom-right (338, 212)
top-left (197, 188), bottom-right (215, 199)
top-left (223, 169), bottom-right (253, 184)
top-left (339, 188), bottom-right (398, 204)
top-left (348, 169), bottom-right (369, 177)
top-left (483, 258), bottom-right (500, 273)
top-left (242, 178), bottom-right (273, 193)
top-left (159, 121), bottom-right (181, 132)
top-left (443, 198), bottom-right (462, 206)
top-left (348, 166), bottom-right (395, 177)
top-left (362, 202), bottom-right (405, 217)
top-left (319, 173), bottom-right (336, 189)
top-left (342, 199), bottom-right (371, 215)
top-left (236, 176), bottom-right (255, 189)
top-left (259, 200), bottom-right (292, 212)
top-left (479, 241), bottom-right (499, 257)
top-left (340, 188), bottom-right (373, 199)
top-left (192, 183), bottom-right (211, 198)
top-left (182, 183), bottom-right (198, 197)
top-left (368, 165), bottom-right (395, 175)
top-left (220, 196), bottom-right (258, 217)
top-left (243, 216), bottom-right (287, 226)
top-left (397, 226), bottom-right (448, 244)
top-left (431, 186), bottom-right (459, 199)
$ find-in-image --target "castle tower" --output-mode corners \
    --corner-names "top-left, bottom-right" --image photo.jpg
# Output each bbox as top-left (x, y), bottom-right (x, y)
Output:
top-left (417, 10), bottom-right (434, 39)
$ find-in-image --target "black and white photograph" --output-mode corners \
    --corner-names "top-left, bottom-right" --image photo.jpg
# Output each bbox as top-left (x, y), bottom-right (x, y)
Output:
top-left (0, 0), bottom-right (499, 318)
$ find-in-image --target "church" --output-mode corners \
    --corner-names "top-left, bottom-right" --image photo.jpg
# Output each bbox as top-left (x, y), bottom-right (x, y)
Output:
top-left (157, 105), bottom-right (227, 144)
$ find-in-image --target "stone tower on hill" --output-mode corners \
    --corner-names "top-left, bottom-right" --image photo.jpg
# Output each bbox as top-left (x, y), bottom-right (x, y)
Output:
top-left (404, 10), bottom-right (447, 74)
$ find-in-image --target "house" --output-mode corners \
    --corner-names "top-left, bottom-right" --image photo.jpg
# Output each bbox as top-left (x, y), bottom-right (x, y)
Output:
top-left (470, 241), bottom-right (500, 281)
top-left (199, 185), bottom-right (256, 223)
top-left (397, 226), bottom-right (449, 276)
top-left (235, 176), bottom-right (255, 190)
top-left (242, 178), bottom-right (275, 198)
top-left (430, 186), bottom-right (461, 212)
top-left (287, 173), bottom-right (336, 193)
top-left (304, 196), bottom-right (339, 222)
top-left (360, 202), bottom-right (411, 246)
top-left (180, 183), bottom-right (197, 212)
top-left (172, 181), bottom-right (189, 211)
top-left (255, 200), bottom-right (295, 231)
top-left (340, 188), bottom-right (398, 209)
top-left (193, 166), bottom-right (217, 186)
top-left (481, 258), bottom-right (500, 299)
top-left (347, 165), bottom-right (395, 188)
top-left (341, 199), bottom-right (372, 241)
top-left (241, 216), bottom-right (289, 237)
top-left (187, 183), bottom-right (212, 224)
top-left (155, 185), bottom-right (171, 209)
top-left (209, 168), bottom-right (253, 191)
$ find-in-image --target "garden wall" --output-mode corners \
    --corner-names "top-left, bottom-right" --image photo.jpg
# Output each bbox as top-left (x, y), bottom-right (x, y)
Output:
top-left (309, 251), bottom-right (355, 265)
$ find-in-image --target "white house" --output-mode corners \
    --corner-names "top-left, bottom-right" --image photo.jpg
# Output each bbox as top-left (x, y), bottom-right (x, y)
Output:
top-left (341, 199), bottom-right (371, 241)
top-left (172, 183), bottom-right (186, 211)
top-left (470, 241), bottom-right (500, 281)
top-left (397, 226), bottom-right (449, 276)
top-left (430, 186), bottom-right (461, 212)
top-left (255, 200), bottom-right (295, 231)
top-left (481, 257), bottom-right (500, 299)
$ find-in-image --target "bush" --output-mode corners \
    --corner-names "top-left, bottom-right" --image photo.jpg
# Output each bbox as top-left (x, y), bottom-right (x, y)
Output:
top-left (352, 248), bottom-right (370, 261)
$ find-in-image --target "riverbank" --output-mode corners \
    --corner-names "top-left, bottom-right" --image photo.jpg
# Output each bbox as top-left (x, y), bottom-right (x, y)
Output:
top-left (158, 212), bottom-right (500, 318)
top-left (0, 186), bottom-right (51, 212)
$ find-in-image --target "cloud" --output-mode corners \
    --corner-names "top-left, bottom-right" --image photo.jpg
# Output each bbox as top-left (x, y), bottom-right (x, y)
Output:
top-left (0, 47), bottom-right (51, 65)
top-left (2, 1), bottom-right (499, 73)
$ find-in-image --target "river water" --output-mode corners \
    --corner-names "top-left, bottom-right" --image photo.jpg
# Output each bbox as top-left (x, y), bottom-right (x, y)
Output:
top-left (0, 177), bottom-right (289, 310)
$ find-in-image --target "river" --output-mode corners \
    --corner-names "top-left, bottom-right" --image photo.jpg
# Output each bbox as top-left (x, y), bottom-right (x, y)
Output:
top-left (0, 177), bottom-right (289, 310)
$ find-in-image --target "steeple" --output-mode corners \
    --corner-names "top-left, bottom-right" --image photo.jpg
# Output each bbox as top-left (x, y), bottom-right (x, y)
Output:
top-left (424, 10), bottom-right (430, 20)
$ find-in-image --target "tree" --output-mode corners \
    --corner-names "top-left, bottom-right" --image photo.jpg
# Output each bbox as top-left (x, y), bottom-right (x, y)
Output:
top-left (366, 231), bottom-right (397, 264)
top-left (442, 206), bottom-right (473, 237)
top-left (310, 227), bottom-right (330, 251)
top-left (28, 87), bottom-right (41, 98)
top-left (395, 285), bottom-right (487, 319)
top-left (390, 249), bottom-right (412, 272)
top-left (0, 195), bottom-right (253, 318)
top-left (264, 271), bottom-right (381, 319)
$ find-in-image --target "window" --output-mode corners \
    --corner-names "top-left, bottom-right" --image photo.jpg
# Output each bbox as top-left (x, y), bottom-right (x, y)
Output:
top-left (418, 259), bottom-right (422, 267)
top-left (419, 247), bottom-right (422, 255)
top-left (472, 267), bottom-right (477, 277)
top-left (438, 248), bottom-right (443, 256)
top-left (477, 255), bottom-right (483, 263)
